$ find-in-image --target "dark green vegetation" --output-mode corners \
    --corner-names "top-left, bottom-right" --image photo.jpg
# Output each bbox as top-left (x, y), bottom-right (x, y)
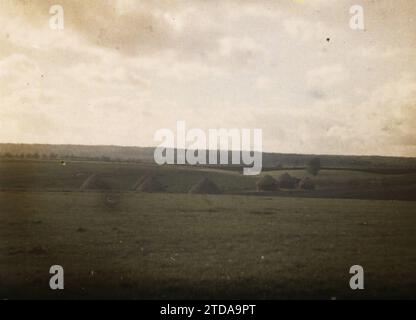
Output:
top-left (0, 159), bottom-right (253, 194)
top-left (0, 158), bottom-right (415, 299)
top-left (307, 157), bottom-right (321, 176)
top-left (1, 159), bottom-right (416, 200)
top-left (2, 143), bottom-right (416, 169)
top-left (1, 191), bottom-right (415, 299)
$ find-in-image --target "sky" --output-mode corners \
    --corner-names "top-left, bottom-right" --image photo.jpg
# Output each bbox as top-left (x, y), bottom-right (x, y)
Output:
top-left (1, 0), bottom-right (416, 156)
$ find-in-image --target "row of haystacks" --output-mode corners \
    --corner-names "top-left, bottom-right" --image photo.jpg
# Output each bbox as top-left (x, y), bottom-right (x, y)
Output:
top-left (133, 175), bottom-right (165, 192)
top-left (79, 173), bottom-right (112, 190)
top-left (256, 173), bottom-right (315, 191)
top-left (132, 175), bottom-right (221, 194)
top-left (188, 177), bottom-right (221, 194)
top-left (79, 174), bottom-right (222, 194)
top-left (79, 172), bottom-right (315, 194)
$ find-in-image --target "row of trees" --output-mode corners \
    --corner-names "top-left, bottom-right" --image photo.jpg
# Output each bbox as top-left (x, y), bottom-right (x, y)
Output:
top-left (273, 157), bottom-right (321, 176)
top-left (1, 152), bottom-right (322, 174)
top-left (0, 152), bottom-right (59, 159)
top-left (0, 153), bottom-right (115, 161)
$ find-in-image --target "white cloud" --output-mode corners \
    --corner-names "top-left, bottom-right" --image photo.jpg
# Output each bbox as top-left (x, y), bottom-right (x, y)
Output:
top-left (283, 18), bottom-right (328, 43)
top-left (306, 64), bottom-right (349, 91)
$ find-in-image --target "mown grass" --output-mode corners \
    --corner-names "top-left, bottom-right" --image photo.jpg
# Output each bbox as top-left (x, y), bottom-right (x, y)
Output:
top-left (1, 191), bottom-right (415, 299)
top-left (0, 160), bottom-right (256, 193)
top-left (2, 160), bottom-right (416, 200)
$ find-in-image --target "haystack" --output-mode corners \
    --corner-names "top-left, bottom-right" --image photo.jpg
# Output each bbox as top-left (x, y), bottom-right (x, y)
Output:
top-left (256, 175), bottom-right (279, 191)
top-left (132, 175), bottom-right (150, 190)
top-left (188, 177), bottom-right (221, 194)
top-left (80, 174), bottom-right (111, 190)
top-left (135, 176), bottom-right (165, 193)
top-left (277, 173), bottom-right (298, 189)
top-left (298, 177), bottom-right (315, 190)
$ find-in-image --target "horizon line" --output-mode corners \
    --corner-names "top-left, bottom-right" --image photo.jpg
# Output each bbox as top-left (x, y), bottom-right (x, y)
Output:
top-left (1, 141), bottom-right (416, 160)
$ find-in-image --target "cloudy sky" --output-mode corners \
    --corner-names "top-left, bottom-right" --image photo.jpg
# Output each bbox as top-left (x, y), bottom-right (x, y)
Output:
top-left (1, 0), bottom-right (416, 156)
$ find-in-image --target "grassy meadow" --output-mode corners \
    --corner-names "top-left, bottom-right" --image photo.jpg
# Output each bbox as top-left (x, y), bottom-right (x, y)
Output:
top-left (0, 159), bottom-right (415, 299)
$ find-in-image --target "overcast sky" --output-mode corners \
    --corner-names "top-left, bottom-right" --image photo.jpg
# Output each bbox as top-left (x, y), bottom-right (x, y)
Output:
top-left (1, 0), bottom-right (416, 156)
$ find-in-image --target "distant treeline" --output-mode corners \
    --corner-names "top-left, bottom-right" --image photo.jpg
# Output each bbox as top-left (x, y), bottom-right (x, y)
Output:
top-left (1, 143), bottom-right (416, 170)
top-left (0, 152), bottom-right (121, 162)
top-left (0, 143), bottom-right (155, 163)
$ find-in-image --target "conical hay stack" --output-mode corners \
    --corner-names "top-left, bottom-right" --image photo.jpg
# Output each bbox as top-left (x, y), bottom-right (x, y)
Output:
top-left (136, 176), bottom-right (165, 192)
top-left (277, 172), bottom-right (298, 189)
top-left (298, 177), bottom-right (315, 190)
top-left (80, 174), bottom-right (111, 190)
top-left (188, 177), bottom-right (221, 194)
top-left (256, 175), bottom-right (279, 191)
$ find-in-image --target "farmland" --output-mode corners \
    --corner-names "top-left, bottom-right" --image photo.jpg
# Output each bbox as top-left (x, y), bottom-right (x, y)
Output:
top-left (0, 159), bottom-right (416, 299)
top-left (1, 159), bottom-right (416, 200)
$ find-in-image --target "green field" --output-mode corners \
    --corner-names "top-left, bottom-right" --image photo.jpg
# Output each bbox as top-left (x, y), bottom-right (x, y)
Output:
top-left (1, 159), bottom-right (416, 200)
top-left (0, 159), bottom-right (416, 299)
top-left (0, 160), bottom-right (255, 193)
